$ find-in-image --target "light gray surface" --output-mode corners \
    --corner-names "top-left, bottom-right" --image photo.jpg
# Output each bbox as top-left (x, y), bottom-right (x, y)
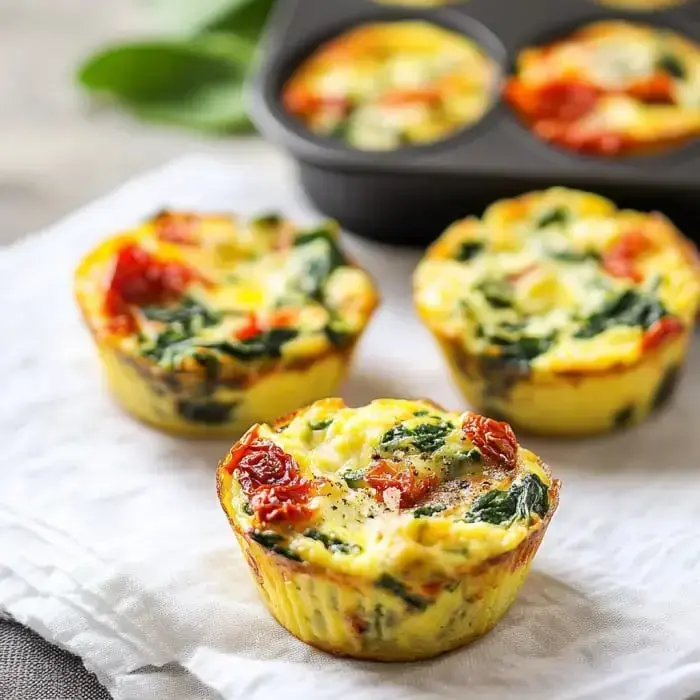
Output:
top-left (1, 0), bottom-right (283, 697)
top-left (0, 0), bottom-right (285, 247)
top-left (0, 617), bottom-right (110, 700)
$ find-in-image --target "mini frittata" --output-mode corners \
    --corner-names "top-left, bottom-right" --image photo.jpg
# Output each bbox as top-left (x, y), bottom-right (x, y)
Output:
top-left (282, 21), bottom-right (496, 151)
top-left (217, 398), bottom-right (559, 660)
top-left (74, 212), bottom-right (378, 437)
top-left (505, 21), bottom-right (700, 156)
top-left (414, 188), bottom-right (700, 436)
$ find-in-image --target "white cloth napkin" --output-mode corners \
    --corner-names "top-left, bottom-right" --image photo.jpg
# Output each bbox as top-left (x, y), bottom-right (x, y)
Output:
top-left (2, 154), bottom-right (700, 700)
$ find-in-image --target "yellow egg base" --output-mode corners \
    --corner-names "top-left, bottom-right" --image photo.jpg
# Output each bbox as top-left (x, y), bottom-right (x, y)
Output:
top-left (431, 332), bottom-right (689, 437)
top-left (218, 470), bottom-right (559, 661)
top-left (95, 343), bottom-right (355, 439)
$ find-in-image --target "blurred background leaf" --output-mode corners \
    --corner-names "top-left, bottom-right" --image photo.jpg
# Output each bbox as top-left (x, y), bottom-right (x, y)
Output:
top-left (77, 0), bottom-right (277, 134)
top-left (78, 33), bottom-right (255, 132)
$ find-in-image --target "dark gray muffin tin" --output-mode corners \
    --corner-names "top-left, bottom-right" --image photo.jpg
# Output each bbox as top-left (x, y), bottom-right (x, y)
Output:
top-left (249, 0), bottom-right (700, 246)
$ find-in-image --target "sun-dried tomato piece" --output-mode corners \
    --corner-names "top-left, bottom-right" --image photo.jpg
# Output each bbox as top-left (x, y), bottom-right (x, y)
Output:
top-left (154, 212), bottom-right (201, 246)
top-left (268, 308), bottom-right (299, 328)
top-left (602, 229), bottom-right (652, 283)
top-left (103, 243), bottom-right (199, 333)
top-left (642, 317), bottom-right (684, 352)
top-left (228, 436), bottom-right (315, 523)
top-left (233, 309), bottom-right (299, 341)
top-left (462, 413), bottom-right (518, 471)
top-left (536, 121), bottom-right (629, 156)
top-left (381, 87), bottom-right (442, 107)
top-left (224, 427), bottom-right (260, 475)
top-left (234, 313), bottom-right (264, 341)
top-left (250, 482), bottom-right (315, 524)
top-left (365, 460), bottom-right (436, 509)
top-left (234, 439), bottom-right (301, 493)
top-left (283, 90), bottom-right (352, 118)
top-left (508, 79), bottom-right (602, 123)
top-left (625, 73), bottom-right (674, 105)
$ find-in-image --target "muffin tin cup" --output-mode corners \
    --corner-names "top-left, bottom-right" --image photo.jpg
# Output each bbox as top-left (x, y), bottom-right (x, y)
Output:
top-left (249, 0), bottom-right (700, 246)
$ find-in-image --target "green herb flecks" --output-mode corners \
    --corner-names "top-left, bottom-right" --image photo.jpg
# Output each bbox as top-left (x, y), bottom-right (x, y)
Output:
top-left (141, 296), bottom-right (221, 329)
top-left (378, 420), bottom-right (454, 457)
top-left (292, 224), bottom-right (348, 301)
top-left (209, 328), bottom-right (299, 360)
top-left (177, 399), bottom-right (237, 424)
top-left (303, 528), bottom-right (358, 554)
top-left (455, 241), bottom-right (484, 262)
top-left (575, 289), bottom-right (668, 339)
top-left (413, 504), bottom-right (447, 519)
top-left (652, 364), bottom-right (680, 411)
top-left (324, 312), bottom-right (355, 349)
top-left (613, 404), bottom-right (636, 430)
top-left (488, 334), bottom-right (555, 366)
top-left (343, 469), bottom-right (365, 489)
top-left (536, 207), bottom-right (569, 229)
top-left (376, 574), bottom-right (429, 611)
top-left (250, 529), bottom-right (302, 562)
top-left (465, 473), bottom-right (549, 526)
top-left (308, 418), bottom-right (333, 431)
top-left (250, 212), bottom-right (283, 229)
top-left (139, 297), bottom-right (222, 370)
top-left (475, 279), bottom-right (513, 309)
top-left (548, 249), bottom-right (601, 263)
top-left (656, 52), bottom-right (686, 80)
top-left (444, 448), bottom-right (482, 479)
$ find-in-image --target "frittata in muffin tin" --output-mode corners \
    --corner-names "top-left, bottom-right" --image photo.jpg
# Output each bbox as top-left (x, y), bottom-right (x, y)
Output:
top-left (414, 187), bottom-right (700, 436)
top-left (282, 21), bottom-right (497, 151)
top-left (505, 21), bottom-right (700, 156)
top-left (74, 212), bottom-right (378, 437)
top-left (217, 398), bottom-right (559, 660)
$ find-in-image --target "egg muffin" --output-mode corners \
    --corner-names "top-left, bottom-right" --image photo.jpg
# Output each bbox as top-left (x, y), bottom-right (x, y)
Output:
top-left (282, 21), bottom-right (496, 151)
top-left (75, 212), bottom-right (378, 437)
top-left (505, 21), bottom-right (700, 156)
top-left (217, 398), bottom-right (559, 660)
top-left (414, 188), bottom-right (700, 436)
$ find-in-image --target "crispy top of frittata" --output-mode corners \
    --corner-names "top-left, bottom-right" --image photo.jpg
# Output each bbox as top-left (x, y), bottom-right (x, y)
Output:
top-left (414, 188), bottom-right (700, 374)
top-left (75, 212), bottom-right (377, 375)
top-left (282, 21), bottom-right (496, 151)
top-left (218, 398), bottom-right (558, 579)
top-left (505, 21), bottom-right (700, 155)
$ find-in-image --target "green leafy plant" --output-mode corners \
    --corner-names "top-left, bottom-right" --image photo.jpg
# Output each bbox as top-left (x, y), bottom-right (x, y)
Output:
top-left (575, 289), bottom-right (668, 339)
top-left (413, 504), bottom-right (446, 519)
top-left (465, 473), bottom-right (549, 526)
top-left (378, 420), bottom-right (455, 457)
top-left (250, 529), bottom-right (301, 561)
top-left (375, 574), bottom-right (430, 611)
top-left (77, 0), bottom-right (278, 133)
top-left (303, 528), bottom-right (359, 554)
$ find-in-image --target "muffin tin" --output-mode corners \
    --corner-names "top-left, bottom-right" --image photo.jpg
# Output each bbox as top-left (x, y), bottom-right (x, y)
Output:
top-left (249, 0), bottom-right (700, 246)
